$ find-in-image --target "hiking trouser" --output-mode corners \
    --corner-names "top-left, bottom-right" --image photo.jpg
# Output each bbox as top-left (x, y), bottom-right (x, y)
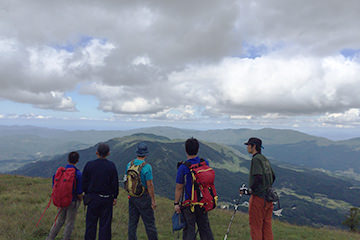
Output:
top-left (46, 200), bottom-right (81, 240)
top-left (249, 195), bottom-right (274, 240)
top-left (128, 193), bottom-right (158, 240)
top-left (182, 206), bottom-right (214, 240)
top-left (85, 195), bottom-right (113, 240)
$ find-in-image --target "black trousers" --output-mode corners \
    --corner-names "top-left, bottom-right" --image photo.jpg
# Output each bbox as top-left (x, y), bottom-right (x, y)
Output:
top-left (85, 195), bottom-right (113, 240)
top-left (128, 193), bottom-right (158, 240)
top-left (182, 206), bottom-right (214, 240)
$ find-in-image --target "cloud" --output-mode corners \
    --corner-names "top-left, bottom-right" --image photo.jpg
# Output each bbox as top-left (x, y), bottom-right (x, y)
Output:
top-left (1, 0), bottom-right (360, 126)
top-left (168, 54), bottom-right (360, 116)
top-left (0, 37), bottom-right (114, 111)
top-left (320, 108), bottom-right (360, 127)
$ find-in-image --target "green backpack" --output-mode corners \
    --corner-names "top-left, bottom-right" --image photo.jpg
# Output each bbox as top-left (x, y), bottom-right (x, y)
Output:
top-left (125, 160), bottom-right (147, 197)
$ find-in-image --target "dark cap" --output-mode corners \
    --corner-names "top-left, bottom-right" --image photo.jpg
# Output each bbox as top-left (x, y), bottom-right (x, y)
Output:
top-left (244, 137), bottom-right (264, 149)
top-left (136, 142), bottom-right (149, 157)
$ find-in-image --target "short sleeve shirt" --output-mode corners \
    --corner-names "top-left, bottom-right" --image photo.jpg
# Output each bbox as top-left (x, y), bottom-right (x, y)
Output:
top-left (176, 157), bottom-right (210, 200)
top-left (126, 159), bottom-right (153, 189)
top-left (249, 153), bottom-right (275, 197)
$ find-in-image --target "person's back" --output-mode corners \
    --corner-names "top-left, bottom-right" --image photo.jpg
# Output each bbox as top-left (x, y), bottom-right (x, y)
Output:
top-left (174, 138), bottom-right (214, 240)
top-left (83, 143), bottom-right (119, 240)
top-left (83, 158), bottom-right (118, 196)
top-left (46, 151), bottom-right (83, 240)
top-left (126, 142), bottom-right (158, 240)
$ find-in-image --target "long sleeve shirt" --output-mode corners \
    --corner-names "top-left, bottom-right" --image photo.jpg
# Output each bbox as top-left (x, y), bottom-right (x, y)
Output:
top-left (82, 158), bottom-right (119, 199)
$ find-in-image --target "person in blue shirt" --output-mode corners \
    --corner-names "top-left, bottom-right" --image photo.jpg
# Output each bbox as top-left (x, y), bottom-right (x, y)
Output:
top-left (174, 138), bottom-right (214, 240)
top-left (126, 142), bottom-right (158, 240)
top-left (46, 151), bottom-right (83, 240)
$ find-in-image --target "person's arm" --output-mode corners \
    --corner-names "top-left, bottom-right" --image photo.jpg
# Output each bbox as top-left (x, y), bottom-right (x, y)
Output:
top-left (249, 157), bottom-right (263, 193)
top-left (147, 180), bottom-right (156, 210)
top-left (112, 163), bottom-right (119, 206)
top-left (76, 171), bottom-right (83, 201)
top-left (174, 166), bottom-right (185, 213)
top-left (82, 163), bottom-right (89, 194)
top-left (174, 183), bottom-right (184, 213)
top-left (250, 174), bottom-right (263, 192)
top-left (272, 168), bottom-right (276, 183)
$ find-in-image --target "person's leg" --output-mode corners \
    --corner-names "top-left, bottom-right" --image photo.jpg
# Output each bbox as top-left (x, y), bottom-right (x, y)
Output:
top-left (249, 195), bottom-right (265, 240)
top-left (263, 201), bottom-right (274, 240)
top-left (85, 198), bottom-right (99, 240)
top-left (63, 200), bottom-right (81, 240)
top-left (99, 198), bottom-right (113, 240)
top-left (138, 194), bottom-right (158, 240)
top-left (195, 207), bottom-right (214, 240)
top-left (128, 197), bottom-right (141, 240)
top-left (182, 207), bottom-right (197, 240)
top-left (46, 208), bottom-right (67, 240)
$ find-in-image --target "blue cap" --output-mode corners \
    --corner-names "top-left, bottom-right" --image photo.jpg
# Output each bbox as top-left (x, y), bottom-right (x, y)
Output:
top-left (136, 142), bottom-right (149, 157)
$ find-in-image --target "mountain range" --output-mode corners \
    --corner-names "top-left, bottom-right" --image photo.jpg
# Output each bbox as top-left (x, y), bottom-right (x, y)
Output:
top-left (12, 133), bottom-right (360, 228)
top-left (2, 126), bottom-right (360, 179)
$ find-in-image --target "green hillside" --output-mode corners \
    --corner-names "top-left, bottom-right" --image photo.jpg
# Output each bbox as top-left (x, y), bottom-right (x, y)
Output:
top-left (12, 134), bottom-right (360, 228)
top-left (0, 175), bottom-right (359, 240)
top-left (2, 126), bottom-right (360, 176)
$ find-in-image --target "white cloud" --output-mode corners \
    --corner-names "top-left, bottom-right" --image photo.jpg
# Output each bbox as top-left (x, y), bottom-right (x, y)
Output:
top-left (132, 56), bottom-right (151, 66)
top-left (1, 0), bottom-right (360, 127)
top-left (0, 37), bottom-right (115, 111)
top-left (167, 55), bottom-right (360, 116)
top-left (321, 108), bottom-right (360, 127)
top-left (0, 113), bottom-right (53, 120)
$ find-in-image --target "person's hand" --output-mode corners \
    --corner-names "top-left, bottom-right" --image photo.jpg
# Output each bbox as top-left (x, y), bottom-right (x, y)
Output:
top-left (152, 200), bottom-right (157, 210)
top-left (113, 199), bottom-right (117, 206)
top-left (77, 194), bottom-right (83, 201)
top-left (239, 189), bottom-right (245, 195)
top-left (174, 205), bottom-right (181, 213)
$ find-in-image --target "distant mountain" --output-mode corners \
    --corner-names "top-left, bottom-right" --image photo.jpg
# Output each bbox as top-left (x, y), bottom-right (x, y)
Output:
top-left (2, 125), bottom-right (360, 175)
top-left (12, 134), bottom-right (360, 228)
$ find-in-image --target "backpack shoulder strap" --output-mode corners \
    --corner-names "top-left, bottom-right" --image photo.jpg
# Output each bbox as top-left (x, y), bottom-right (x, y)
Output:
top-left (138, 162), bottom-right (147, 174)
top-left (184, 161), bottom-right (192, 169)
top-left (130, 160), bottom-right (135, 167)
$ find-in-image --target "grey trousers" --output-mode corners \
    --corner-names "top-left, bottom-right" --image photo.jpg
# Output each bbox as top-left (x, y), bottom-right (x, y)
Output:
top-left (46, 200), bottom-right (81, 240)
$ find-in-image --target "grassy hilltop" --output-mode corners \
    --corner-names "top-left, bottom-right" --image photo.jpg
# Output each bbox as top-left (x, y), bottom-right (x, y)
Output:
top-left (0, 175), bottom-right (359, 240)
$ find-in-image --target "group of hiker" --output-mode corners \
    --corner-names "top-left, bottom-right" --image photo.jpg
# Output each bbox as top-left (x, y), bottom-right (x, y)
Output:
top-left (43, 137), bottom-right (276, 240)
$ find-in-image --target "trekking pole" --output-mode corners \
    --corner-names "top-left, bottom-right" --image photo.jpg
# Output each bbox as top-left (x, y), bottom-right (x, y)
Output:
top-left (224, 184), bottom-right (248, 240)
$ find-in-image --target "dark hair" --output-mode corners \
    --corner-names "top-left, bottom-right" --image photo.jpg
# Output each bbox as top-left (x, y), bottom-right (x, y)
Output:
top-left (250, 144), bottom-right (262, 154)
top-left (185, 137), bottom-right (199, 156)
top-left (68, 151), bottom-right (79, 164)
top-left (97, 143), bottom-right (110, 157)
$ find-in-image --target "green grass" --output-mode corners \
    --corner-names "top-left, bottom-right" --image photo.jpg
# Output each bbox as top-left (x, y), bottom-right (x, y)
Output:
top-left (0, 174), bottom-right (359, 240)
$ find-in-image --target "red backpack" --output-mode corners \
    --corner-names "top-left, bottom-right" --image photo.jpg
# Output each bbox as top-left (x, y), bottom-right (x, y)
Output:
top-left (36, 167), bottom-right (76, 227)
top-left (52, 167), bottom-right (76, 208)
top-left (183, 159), bottom-right (218, 212)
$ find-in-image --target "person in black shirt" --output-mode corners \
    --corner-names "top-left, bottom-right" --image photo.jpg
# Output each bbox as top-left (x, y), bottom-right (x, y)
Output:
top-left (83, 143), bottom-right (119, 240)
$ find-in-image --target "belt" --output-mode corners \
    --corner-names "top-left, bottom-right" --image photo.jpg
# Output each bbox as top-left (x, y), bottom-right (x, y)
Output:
top-left (98, 194), bottom-right (111, 198)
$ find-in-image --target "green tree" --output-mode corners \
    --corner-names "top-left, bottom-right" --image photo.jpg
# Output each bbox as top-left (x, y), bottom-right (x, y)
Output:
top-left (343, 207), bottom-right (360, 232)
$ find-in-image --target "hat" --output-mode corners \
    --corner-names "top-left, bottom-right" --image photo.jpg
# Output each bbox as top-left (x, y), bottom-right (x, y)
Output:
top-left (244, 137), bottom-right (264, 149)
top-left (136, 142), bottom-right (149, 157)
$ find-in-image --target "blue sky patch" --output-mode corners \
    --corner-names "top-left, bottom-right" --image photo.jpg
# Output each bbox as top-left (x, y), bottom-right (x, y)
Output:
top-left (340, 48), bottom-right (360, 58)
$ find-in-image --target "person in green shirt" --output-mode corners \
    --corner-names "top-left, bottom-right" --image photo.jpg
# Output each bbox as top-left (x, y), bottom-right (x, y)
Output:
top-left (244, 137), bottom-right (275, 240)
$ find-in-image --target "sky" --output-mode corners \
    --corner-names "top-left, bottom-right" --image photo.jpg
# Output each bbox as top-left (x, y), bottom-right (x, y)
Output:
top-left (1, 0), bottom-right (360, 139)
